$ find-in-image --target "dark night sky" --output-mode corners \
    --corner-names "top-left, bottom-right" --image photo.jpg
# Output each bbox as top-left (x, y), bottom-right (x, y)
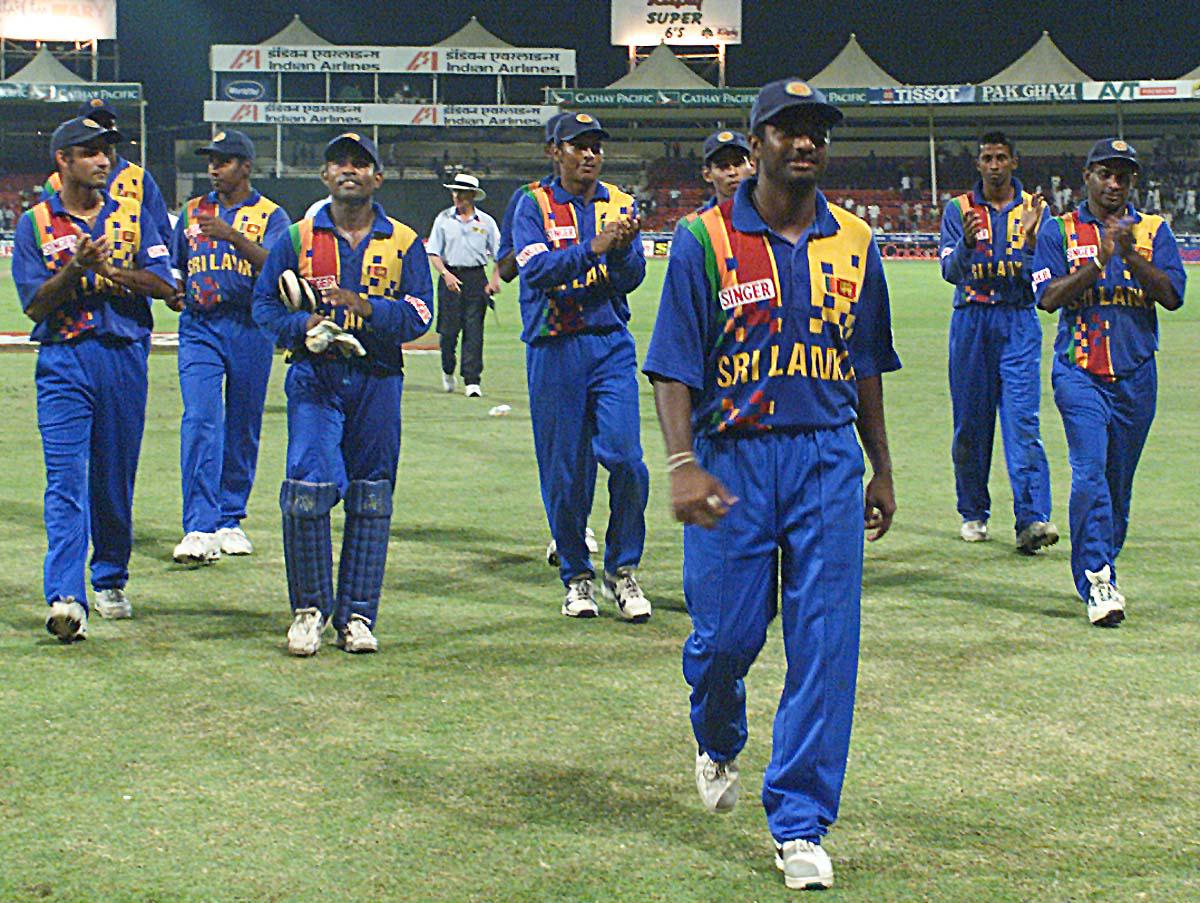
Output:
top-left (115, 0), bottom-right (1200, 132)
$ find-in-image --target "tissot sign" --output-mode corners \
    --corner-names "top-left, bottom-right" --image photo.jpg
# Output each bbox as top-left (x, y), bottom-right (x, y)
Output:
top-left (611, 0), bottom-right (742, 45)
top-left (0, 0), bottom-right (115, 40)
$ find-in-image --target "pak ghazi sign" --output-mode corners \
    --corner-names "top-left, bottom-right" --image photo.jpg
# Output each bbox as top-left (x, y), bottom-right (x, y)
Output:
top-left (611, 0), bottom-right (742, 46)
top-left (203, 101), bottom-right (558, 127)
top-left (0, 0), bottom-right (115, 40)
top-left (210, 45), bottom-right (575, 77)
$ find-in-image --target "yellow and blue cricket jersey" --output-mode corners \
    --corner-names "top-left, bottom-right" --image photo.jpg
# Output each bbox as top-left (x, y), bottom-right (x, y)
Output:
top-left (12, 190), bottom-right (172, 345)
top-left (252, 202), bottom-right (433, 375)
top-left (1032, 201), bottom-right (1185, 380)
top-left (511, 177), bottom-right (646, 344)
top-left (644, 179), bottom-right (901, 435)
top-left (939, 178), bottom-right (1041, 307)
top-left (170, 189), bottom-right (291, 313)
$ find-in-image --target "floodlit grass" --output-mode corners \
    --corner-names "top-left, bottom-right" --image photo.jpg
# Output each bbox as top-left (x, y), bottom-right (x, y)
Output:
top-left (1, 257), bottom-right (1197, 901)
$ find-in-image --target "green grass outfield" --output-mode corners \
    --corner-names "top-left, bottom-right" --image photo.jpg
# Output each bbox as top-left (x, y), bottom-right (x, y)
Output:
top-left (0, 257), bottom-right (1197, 902)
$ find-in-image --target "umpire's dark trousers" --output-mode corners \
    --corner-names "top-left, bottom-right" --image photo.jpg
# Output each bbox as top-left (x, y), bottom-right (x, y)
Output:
top-left (437, 265), bottom-right (488, 385)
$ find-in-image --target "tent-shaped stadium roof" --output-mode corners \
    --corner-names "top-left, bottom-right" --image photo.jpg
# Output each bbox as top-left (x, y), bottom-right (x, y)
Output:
top-left (981, 31), bottom-right (1091, 84)
top-left (808, 34), bottom-right (900, 88)
top-left (606, 43), bottom-right (713, 90)
top-left (1178, 59), bottom-right (1200, 79)
top-left (3, 47), bottom-right (86, 84)
top-left (436, 16), bottom-right (512, 48)
top-left (260, 14), bottom-right (330, 46)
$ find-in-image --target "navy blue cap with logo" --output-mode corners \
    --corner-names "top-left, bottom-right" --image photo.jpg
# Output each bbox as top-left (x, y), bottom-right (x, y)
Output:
top-left (77, 97), bottom-right (118, 122)
top-left (196, 129), bottom-right (256, 161)
top-left (703, 130), bottom-right (751, 163)
top-left (1086, 138), bottom-right (1139, 170)
top-left (749, 78), bottom-right (844, 133)
top-left (50, 116), bottom-right (123, 157)
top-left (543, 111), bottom-right (570, 144)
top-left (324, 132), bottom-right (381, 169)
top-left (555, 112), bottom-right (611, 145)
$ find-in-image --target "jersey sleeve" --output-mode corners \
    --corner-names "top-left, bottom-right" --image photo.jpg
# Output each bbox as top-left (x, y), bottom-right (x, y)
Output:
top-left (365, 235), bottom-right (435, 343)
top-left (1031, 217), bottom-right (1068, 306)
top-left (848, 238), bottom-right (902, 379)
top-left (496, 188), bottom-right (523, 261)
top-left (512, 192), bottom-right (595, 289)
top-left (938, 200), bottom-right (972, 286)
top-left (133, 209), bottom-right (174, 284)
top-left (261, 206), bottom-right (293, 260)
top-left (140, 168), bottom-right (173, 248)
top-left (1151, 220), bottom-right (1187, 304)
top-left (11, 211), bottom-right (52, 312)
top-left (642, 224), bottom-right (710, 391)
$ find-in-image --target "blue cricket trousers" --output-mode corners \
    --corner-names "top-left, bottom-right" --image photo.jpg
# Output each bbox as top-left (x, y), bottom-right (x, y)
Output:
top-left (683, 425), bottom-right (864, 843)
top-left (1052, 355), bottom-right (1157, 600)
top-left (178, 308), bottom-right (273, 533)
top-left (283, 358), bottom-right (403, 491)
top-left (525, 329), bottom-right (649, 586)
top-left (35, 337), bottom-right (148, 607)
top-left (949, 304), bottom-right (1052, 533)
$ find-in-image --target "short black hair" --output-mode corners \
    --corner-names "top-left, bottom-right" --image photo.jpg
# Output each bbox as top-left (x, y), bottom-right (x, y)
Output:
top-left (979, 131), bottom-right (1015, 156)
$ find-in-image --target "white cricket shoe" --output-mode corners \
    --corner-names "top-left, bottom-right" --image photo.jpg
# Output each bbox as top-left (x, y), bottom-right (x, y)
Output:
top-left (173, 531), bottom-right (220, 564)
top-left (216, 526), bottom-right (253, 556)
top-left (441, 372), bottom-right (456, 393)
top-left (960, 520), bottom-right (989, 542)
top-left (602, 567), bottom-right (651, 623)
top-left (336, 614), bottom-right (379, 653)
top-left (1085, 565), bottom-right (1125, 627)
top-left (695, 750), bottom-right (739, 813)
top-left (45, 598), bottom-right (88, 643)
top-left (561, 575), bottom-right (598, 618)
top-left (1016, 520), bottom-right (1059, 554)
top-left (464, 384), bottom-right (482, 398)
top-left (93, 587), bottom-right (132, 620)
top-left (546, 526), bottom-right (599, 567)
top-left (775, 839), bottom-right (834, 890)
top-left (287, 607), bottom-right (324, 656)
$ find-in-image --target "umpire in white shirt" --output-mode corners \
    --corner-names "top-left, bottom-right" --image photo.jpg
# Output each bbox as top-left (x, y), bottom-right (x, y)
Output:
top-left (427, 173), bottom-right (501, 397)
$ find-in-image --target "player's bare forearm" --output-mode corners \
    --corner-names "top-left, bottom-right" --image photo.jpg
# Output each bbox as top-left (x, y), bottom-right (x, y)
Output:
top-left (855, 374), bottom-right (896, 541)
top-left (228, 231), bottom-right (269, 270)
top-left (650, 376), bottom-right (696, 457)
top-left (1123, 254), bottom-right (1182, 310)
top-left (1038, 265), bottom-right (1102, 313)
top-left (105, 268), bottom-right (175, 300)
top-left (651, 375), bottom-right (736, 528)
top-left (497, 253), bottom-right (518, 283)
top-left (855, 375), bottom-right (892, 476)
top-left (26, 260), bottom-right (85, 322)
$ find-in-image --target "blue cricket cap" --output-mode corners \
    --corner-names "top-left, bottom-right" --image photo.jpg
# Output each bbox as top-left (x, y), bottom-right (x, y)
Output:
top-left (749, 78), bottom-right (844, 133)
top-left (703, 130), bottom-right (751, 163)
top-left (1086, 138), bottom-right (1139, 170)
top-left (555, 112), bottom-right (610, 145)
top-left (77, 97), bottom-right (118, 122)
top-left (543, 112), bottom-right (570, 144)
top-left (325, 132), bottom-right (381, 169)
top-left (196, 129), bottom-right (256, 161)
top-left (50, 116), bottom-right (123, 156)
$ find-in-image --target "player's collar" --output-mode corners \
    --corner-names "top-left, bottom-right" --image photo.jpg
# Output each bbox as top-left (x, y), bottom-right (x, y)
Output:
top-left (49, 187), bottom-right (116, 221)
top-left (1078, 200), bottom-right (1140, 225)
top-left (972, 176), bottom-right (1024, 211)
top-left (551, 177), bottom-right (610, 204)
top-left (314, 200), bottom-right (392, 236)
top-left (206, 187), bottom-right (260, 211)
top-left (731, 177), bottom-right (838, 239)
